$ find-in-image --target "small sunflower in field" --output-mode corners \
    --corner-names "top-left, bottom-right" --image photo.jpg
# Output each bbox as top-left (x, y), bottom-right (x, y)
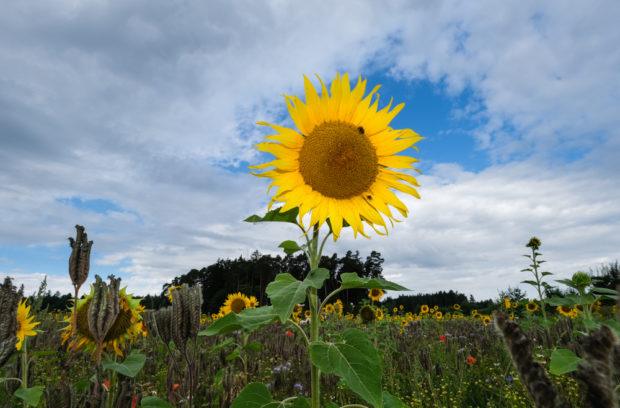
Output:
top-left (324, 303), bottom-right (335, 315)
top-left (62, 287), bottom-right (142, 356)
top-left (16, 299), bottom-right (40, 350)
top-left (392, 307), bottom-right (398, 313)
top-left (445, 312), bottom-right (451, 320)
top-left (251, 73), bottom-right (423, 240)
top-left (248, 296), bottom-right (259, 308)
top-left (375, 308), bottom-right (384, 321)
top-left (220, 292), bottom-right (252, 315)
top-left (482, 315), bottom-right (492, 326)
top-left (333, 299), bottom-right (344, 317)
top-left (557, 305), bottom-right (574, 317)
top-left (453, 303), bottom-right (461, 311)
top-left (434, 311), bottom-right (443, 320)
top-left (368, 288), bottom-right (384, 302)
top-left (399, 305), bottom-right (404, 310)
top-left (360, 305), bottom-right (375, 323)
top-left (511, 301), bottom-right (519, 309)
top-left (526, 301), bottom-right (538, 312)
top-left (420, 305), bottom-right (429, 314)
top-left (400, 319), bottom-right (408, 327)
top-left (509, 313), bottom-right (515, 320)
top-left (504, 298), bottom-right (511, 309)
top-left (304, 310), bottom-right (311, 319)
top-left (345, 313), bottom-right (355, 320)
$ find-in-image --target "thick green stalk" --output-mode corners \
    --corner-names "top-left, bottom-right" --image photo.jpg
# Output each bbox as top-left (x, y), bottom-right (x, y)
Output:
top-left (308, 226), bottom-right (321, 408)
top-left (531, 248), bottom-right (548, 323)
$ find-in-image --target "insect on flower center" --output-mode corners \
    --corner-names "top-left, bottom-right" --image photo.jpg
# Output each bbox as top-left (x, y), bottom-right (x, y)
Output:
top-left (230, 298), bottom-right (247, 314)
top-left (298, 121), bottom-right (378, 199)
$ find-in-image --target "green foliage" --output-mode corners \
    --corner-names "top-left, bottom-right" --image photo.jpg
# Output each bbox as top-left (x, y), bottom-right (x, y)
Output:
top-left (339, 273), bottom-right (409, 291)
top-left (199, 306), bottom-right (279, 335)
top-left (244, 207), bottom-right (299, 224)
top-left (102, 350), bottom-right (146, 378)
top-left (279, 240), bottom-right (303, 256)
top-left (14, 386), bottom-right (44, 407)
top-left (231, 382), bottom-right (309, 408)
top-left (266, 269), bottom-right (329, 323)
top-left (139, 396), bottom-right (174, 407)
top-left (549, 349), bottom-right (583, 375)
top-left (310, 329), bottom-right (383, 407)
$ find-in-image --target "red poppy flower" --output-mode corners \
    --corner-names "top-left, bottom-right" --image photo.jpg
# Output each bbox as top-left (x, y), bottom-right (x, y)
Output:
top-left (286, 330), bottom-right (293, 336)
top-left (440, 335), bottom-right (446, 342)
top-left (467, 356), bottom-right (477, 365)
top-left (173, 383), bottom-right (180, 390)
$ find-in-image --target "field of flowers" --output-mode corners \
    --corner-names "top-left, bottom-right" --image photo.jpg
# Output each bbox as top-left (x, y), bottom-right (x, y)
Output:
top-left (1, 272), bottom-right (617, 407)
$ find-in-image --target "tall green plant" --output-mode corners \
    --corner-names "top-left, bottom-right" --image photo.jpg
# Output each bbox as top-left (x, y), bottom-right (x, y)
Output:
top-left (520, 237), bottom-right (552, 324)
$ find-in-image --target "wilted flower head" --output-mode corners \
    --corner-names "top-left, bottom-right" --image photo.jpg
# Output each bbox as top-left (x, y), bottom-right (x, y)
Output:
top-left (526, 237), bottom-right (541, 250)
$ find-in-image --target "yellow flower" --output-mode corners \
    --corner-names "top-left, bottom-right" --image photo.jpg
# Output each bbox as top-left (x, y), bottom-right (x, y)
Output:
top-left (509, 313), bottom-right (515, 320)
top-left (392, 307), bottom-right (398, 313)
top-left (324, 304), bottom-right (335, 314)
top-left (248, 296), bottom-right (260, 308)
top-left (445, 312), bottom-right (451, 320)
top-left (333, 300), bottom-right (344, 317)
top-left (420, 305), bottom-right (429, 314)
top-left (61, 287), bottom-right (142, 357)
top-left (482, 315), bottom-right (492, 326)
top-left (304, 310), bottom-right (311, 319)
top-left (557, 305), bottom-right (574, 317)
top-left (345, 313), bottom-right (355, 320)
top-left (16, 299), bottom-right (40, 350)
top-left (526, 301), bottom-right (539, 312)
top-left (167, 286), bottom-right (181, 302)
top-left (368, 288), bottom-right (384, 302)
top-left (504, 298), bottom-right (511, 309)
top-left (434, 311), bottom-right (443, 320)
top-left (433, 305), bottom-right (438, 311)
top-left (251, 73), bottom-right (423, 240)
top-left (400, 319), bottom-right (408, 327)
top-left (220, 292), bottom-right (253, 315)
top-left (512, 301), bottom-right (519, 309)
top-left (399, 305), bottom-right (404, 310)
top-left (453, 304), bottom-right (461, 310)
top-left (375, 308), bottom-right (384, 320)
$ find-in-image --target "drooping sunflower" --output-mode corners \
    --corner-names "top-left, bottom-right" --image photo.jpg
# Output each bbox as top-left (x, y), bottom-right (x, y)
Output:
top-left (368, 288), bottom-right (384, 302)
top-left (16, 299), bottom-right (40, 351)
top-left (220, 292), bottom-right (252, 315)
top-left (61, 287), bottom-right (142, 357)
top-left (526, 301), bottom-right (539, 312)
top-left (359, 305), bottom-right (375, 323)
top-left (251, 73), bottom-right (423, 240)
top-left (167, 285), bottom-right (181, 302)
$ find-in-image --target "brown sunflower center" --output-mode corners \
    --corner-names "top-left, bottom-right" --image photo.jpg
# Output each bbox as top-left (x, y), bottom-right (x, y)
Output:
top-left (230, 298), bottom-right (247, 314)
top-left (298, 121), bottom-right (378, 199)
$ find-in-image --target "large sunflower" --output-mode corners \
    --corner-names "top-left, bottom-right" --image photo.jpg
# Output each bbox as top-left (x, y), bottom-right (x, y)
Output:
top-left (62, 287), bottom-right (142, 357)
top-left (252, 73), bottom-right (423, 239)
top-left (16, 299), bottom-right (40, 351)
top-left (219, 292), bottom-right (253, 315)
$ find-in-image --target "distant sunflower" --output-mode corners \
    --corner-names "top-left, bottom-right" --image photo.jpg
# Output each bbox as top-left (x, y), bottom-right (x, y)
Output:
top-left (16, 299), bottom-right (40, 350)
top-left (333, 300), bottom-right (344, 317)
top-left (482, 315), bottom-right (492, 326)
top-left (420, 305), bottom-right (429, 314)
top-left (251, 73), bottom-right (423, 240)
top-left (512, 301), bottom-right (519, 309)
top-left (375, 308), bottom-right (384, 320)
top-left (504, 298), bottom-right (511, 309)
top-left (360, 305), bottom-right (375, 323)
top-left (368, 288), bottom-right (384, 302)
top-left (248, 296), bottom-right (260, 308)
top-left (400, 319), bottom-right (408, 327)
top-left (304, 310), bottom-right (311, 319)
top-left (434, 311), bottom-right (443, 320)
top-left (324, 304), bottom-right (335, 314)
top-left (220, 292), bottom-right (251, 315)
top-left (557, 305), bottom-right (574, 317)
top-left (526, 301), bottom-right (538, 312)
top-left (453, 304), bottom-right (461, 310)
top-left (62, 287), bottom-right (142, 356)
top-left (393, 307), bottom-right (398, 313)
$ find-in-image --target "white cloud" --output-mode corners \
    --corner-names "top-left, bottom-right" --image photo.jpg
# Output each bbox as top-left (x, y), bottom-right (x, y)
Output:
top-left (1, 1), bottom-right (619, 301)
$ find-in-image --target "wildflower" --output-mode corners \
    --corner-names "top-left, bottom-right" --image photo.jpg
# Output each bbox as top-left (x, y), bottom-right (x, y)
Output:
top-left (173, 384), bottom-right (180, 390)
top-left (368, 288), bottom-right (384, 302)
top-left (286, 330), bottom-right (292, 336)
top-left (504, 298), bottom-right (511, 309)
top-left (506, 375), bottom-right (513, 383)
top-left (103, 380), bottom-right (110, 390)
top-left (453, 303), bottom-right (461, 310)
top-left (525, 300), bottom-right (538, 312)
top-left (467, 356), bottom-right (477, 365)
top-left (420, 305), bottom-right (429, 314)
top-left (16, 299), bottom-right (40, 350)
top-left (440, 335), bottom-right (446, 342)
top-left (294, 383), bottom-right (303, 392)
top-left (251, 74), bottom-right (423, 240)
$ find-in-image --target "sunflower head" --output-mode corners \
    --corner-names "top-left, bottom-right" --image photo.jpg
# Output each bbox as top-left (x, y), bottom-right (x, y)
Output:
top-left (368, 288), bottom-right (384, 302)
top-left (359, 305), bottom-right (375, 323)
top-left (252, 73), bottom-right (423, 240)
top-left (16, 299), bottom-right (40, 351)
top-left (420, 305), bottom-right (429, 314)
top-left (526, 237), bottom-right (541, 250)
top-left (453, 303), bottom-right (461, 310)
top-left (220, 292), bottom-right (252, 315)
top-left (557, 305), bottom-right (574, 317)
top-left (526, 301), bottom-right (539, 312)
top-left (62, 284), bottom-right (142, 357)
top-left (375, 308), bottom-right (384, 320)
top-left (434, 311), bottom-right (443, 320)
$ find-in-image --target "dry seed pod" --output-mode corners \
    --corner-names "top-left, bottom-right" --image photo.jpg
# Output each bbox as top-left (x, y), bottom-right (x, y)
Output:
top-left (0, 277), bottom-right (23, 367)
top-left (45, 384), bottom-right (76, 408)
top-left (144, 307), bottom-right (173, 345)
top-left (170, 284), bottom-right (202, 352)
top-left (494, 311), bottom-right (570, 408)
top-left (88, 275), bottom-right (121, 346)
top-left (68, 225), bottom-right (93, 291)
top-left (574, 325), bottom-right (617, 408)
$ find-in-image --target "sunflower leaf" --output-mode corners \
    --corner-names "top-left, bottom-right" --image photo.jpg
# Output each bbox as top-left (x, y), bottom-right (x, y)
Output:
top-left (139, 396), bottom-right (174, 408)
top-left (14, 386), bottom-right (44, 407)
top-left (339, 273), bottom-right (409, 291)
top-left (549, 349), bottom-right (583, 375)
top-left (278, 240), bottom-right (302, 255)
top-left (244, 207), bottom-right (299, 224)
top-left (383, 391), bottom-right (408, 408)
top-left (199, 306), bottom-right (278, 335)
top-left (266, 269), bottom-right (329, 323)
top-left (102, 350), bottom-right (146, 378)
top-left (230, 382), bottom-right (276, 408)
top-left (310, 329), bottom-right (382, 408)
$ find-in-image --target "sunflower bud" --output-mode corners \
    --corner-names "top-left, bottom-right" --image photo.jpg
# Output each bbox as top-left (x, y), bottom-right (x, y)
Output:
top-left (68, 225), bottom-right (93, 291)
top-left (526, 237), bottom-right (541, 250)
top-left (87, 275), bottom-right (121, 347)
top-left (170, 284), bottom-right (202, 352)
top-left (0, 277), bottom-right (23, 367)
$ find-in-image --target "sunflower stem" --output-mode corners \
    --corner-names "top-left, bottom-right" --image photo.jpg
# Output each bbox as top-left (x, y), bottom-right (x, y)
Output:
top-left (21, 340), bottom-right (28, 391)
top-left (308, 225), bottom-right (322, 408)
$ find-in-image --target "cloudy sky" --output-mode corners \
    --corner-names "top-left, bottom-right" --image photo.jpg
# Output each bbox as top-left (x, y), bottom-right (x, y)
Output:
top-left (1, 1), bottom-right (619, 301)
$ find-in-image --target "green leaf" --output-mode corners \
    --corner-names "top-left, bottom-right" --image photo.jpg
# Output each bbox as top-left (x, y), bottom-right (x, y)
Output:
top-left (592, 287), bottom-right (618, 295)
top-left (547, 296), bottom-right (572, 306)
top-left (244, 207), bottom-right (299, 224)
top-left (102, 351), bottom-right (146, 378)
top-left (339, 273), bottom-right (409, 291)
top-left (383, 391), bottom-right (408, 408)
top-left (199, 306), bottom-right (279, 335)
top-left (278, 240), bottom-right (302, 255)
top-left (541, 271), bottom-right (553, 277)
top-left (556, 278), bottom-right (576, 288)
top-left (246, 341), bottom-right (263, 351)
top-left (230, 383), bottom-right (277, 408)
top-left (14, 386), bottom-right (44, 407)
top-left (521, 280), bottom-right (539, 287)
top-left (549, 349), bottom-right (583, 375)
top-left (139, 396), bottom-right (174, 408)
top-left (74, 378), bottom-right (90, 391)
top-left (33, 350), bottom-right (57, 357)
top-left (266, 269), bottom-right (329, 323)
top-left (310, 328), bottom-right (382, 408)
top-left (211, 337), bottom-right (234, 352)
top-left (289, 398), bottom-right (311, 408)
top-left (604, 320), bottom-right (620, 338)
top-left (226, 347), bottom-right (241, 361)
